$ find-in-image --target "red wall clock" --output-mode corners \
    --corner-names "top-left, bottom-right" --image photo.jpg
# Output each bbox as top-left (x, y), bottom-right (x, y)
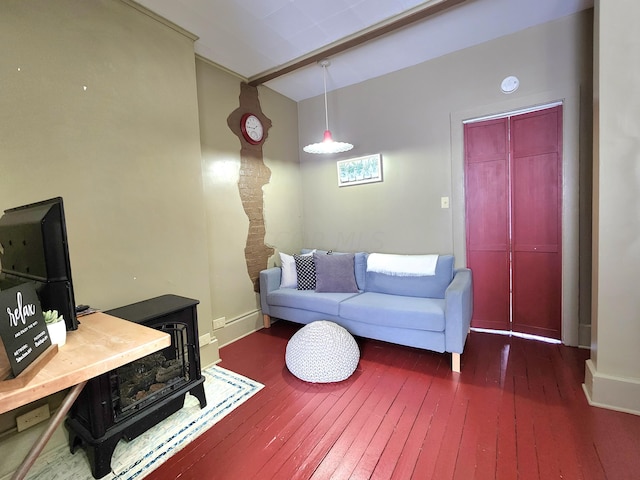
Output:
top-left (240, 113), bottom-right (264, 145)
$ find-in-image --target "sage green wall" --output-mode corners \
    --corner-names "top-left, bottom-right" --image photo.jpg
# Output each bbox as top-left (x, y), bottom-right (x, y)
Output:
top-left (584, 0), bottom-right (640, 415)
top-left (0, 0), bottom-right (302, 475)
top-left (195, 58), bottom-right (301, 348)
top-left (297, 11), bottom-right (593, 347)
top-left (0, 0), bottom-right (211, 473)
top-left (0, 0), bottom-right (213, 328)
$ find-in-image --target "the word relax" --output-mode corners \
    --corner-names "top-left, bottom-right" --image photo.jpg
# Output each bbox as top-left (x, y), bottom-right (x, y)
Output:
top-left (7, 291), bottom-right (37, 327)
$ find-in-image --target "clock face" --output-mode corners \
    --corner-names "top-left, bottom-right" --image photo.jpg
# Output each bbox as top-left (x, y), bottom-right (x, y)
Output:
top-left (241, 113), bottom-right (264, 145)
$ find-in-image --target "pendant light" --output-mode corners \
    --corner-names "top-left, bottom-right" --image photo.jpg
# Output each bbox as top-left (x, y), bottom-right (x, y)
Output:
top-left (303, 60), bottom-right (354, 154)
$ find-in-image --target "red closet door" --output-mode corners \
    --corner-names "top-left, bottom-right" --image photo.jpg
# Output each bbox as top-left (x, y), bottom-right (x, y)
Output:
top-left (464, 106), bottom-right (562, 339)
top-left (510, 107), bottom-right (562, 339)
top-left (464, 118), bottom-right (510, 331)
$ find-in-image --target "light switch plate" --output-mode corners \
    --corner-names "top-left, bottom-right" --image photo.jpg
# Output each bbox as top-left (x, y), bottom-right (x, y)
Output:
top-left (441, 196), bottom-right (450, 209)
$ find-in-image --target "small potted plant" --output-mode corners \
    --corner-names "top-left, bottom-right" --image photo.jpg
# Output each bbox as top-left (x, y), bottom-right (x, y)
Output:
top-left (44, 310), bottom-right (66, 346)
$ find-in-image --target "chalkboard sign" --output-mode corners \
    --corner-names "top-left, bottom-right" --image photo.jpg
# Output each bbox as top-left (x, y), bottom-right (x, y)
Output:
top-left (0, 283), bottom-right (52, 377)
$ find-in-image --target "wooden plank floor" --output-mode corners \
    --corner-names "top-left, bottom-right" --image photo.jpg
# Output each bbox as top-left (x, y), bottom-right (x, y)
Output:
top-left (154, 321), bottom-right (640, 480)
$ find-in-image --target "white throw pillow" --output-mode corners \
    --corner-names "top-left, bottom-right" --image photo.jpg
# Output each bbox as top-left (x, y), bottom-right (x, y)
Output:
top-left (279, 250), bottom-right (315, 288)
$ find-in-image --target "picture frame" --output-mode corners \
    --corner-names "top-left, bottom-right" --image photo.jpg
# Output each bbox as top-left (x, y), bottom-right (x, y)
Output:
top-left (337, 154), bottom-right (383, 187)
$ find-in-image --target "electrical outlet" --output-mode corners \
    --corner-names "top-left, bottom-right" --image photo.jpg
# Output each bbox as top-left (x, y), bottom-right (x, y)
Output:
top-left (213, 317), bottom-right (226, 330)
top-left (199, 333), bottom-right (211, 348)
top-left (441, 196), bottom-right (450, 209)
top-left (17, 404), bottom-right (50, 432)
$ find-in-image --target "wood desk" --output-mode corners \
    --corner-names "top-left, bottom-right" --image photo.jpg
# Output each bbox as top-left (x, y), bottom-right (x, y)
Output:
top-left (0, 312), bottom-right (171, 478)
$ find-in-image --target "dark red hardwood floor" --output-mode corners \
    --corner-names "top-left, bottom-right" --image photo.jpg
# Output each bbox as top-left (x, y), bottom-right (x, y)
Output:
top-left (152, 321), bottom-right (640, 480)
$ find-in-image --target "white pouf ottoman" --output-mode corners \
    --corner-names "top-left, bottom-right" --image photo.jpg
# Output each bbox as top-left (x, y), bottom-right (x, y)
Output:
top-left (285, 321), bottom-right (360, 383)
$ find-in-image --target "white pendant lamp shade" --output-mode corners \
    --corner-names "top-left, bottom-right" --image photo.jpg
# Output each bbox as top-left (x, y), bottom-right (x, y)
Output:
top-left (303, 130), bottom-right (354, 154)
top-left (303, 61), bottom-right (353, 155)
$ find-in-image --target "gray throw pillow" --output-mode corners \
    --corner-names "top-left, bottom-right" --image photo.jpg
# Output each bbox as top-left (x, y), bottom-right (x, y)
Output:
top-left (314, 252), bottom-right (359, 293)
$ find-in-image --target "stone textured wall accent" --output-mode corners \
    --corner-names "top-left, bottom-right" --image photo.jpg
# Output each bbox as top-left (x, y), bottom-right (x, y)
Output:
top-left (228, 83), bottom-right (274, 292)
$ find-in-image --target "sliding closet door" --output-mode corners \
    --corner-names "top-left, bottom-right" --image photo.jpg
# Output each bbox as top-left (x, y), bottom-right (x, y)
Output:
top-left (464, 118), bottom-right (511, 331)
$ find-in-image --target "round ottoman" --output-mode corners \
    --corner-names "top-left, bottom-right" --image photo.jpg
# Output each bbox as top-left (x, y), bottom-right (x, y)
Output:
top-left (286, 321), bottom-right (360, 383)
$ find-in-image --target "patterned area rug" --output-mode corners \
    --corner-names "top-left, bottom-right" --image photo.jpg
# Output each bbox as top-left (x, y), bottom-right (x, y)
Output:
top-left (26, 366), bottom-right (264, 480)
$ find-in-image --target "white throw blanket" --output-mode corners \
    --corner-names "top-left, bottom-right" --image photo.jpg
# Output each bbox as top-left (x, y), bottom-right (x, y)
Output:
top-left (367, 253), bottom-right (439, 276)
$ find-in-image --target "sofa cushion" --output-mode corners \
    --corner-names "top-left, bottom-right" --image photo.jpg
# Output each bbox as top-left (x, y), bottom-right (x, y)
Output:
top-left (280, 253), bottom-right (296, 288)
top-left (314, 252), bottom-right (359, 293)
top-left (295, 254), bottom-right (316, 290)
top-left (365, 255), bottom-right (454, 298)
top-left (267, 289), bottom-right (360, 316)
top-left (339, 292), bottom-right (445, 332)
top-left (302, 249), bottom-right (368, 290)
top-left (280, 250), bottom-right (315, 288)
top-left (354, 252), bottom-right (368, 290)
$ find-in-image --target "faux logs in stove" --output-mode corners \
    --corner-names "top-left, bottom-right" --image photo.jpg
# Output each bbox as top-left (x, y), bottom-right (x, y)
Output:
top-left (65, 295), bottom-right (207, 479)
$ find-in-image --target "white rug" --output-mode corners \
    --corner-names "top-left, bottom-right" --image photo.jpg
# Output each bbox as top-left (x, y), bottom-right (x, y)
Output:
top-left (26, 366), bottom-right (263, 480)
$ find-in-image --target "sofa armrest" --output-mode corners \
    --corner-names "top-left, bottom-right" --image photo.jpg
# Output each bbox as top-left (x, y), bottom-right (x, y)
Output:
top-left (259, 267), bottom-right (282, 317)
top-left (444, 268), bottom-right (473, 355)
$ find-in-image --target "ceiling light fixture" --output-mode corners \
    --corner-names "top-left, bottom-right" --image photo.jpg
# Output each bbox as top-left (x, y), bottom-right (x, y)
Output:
top-left (303, 60), bottom-right (354, 155)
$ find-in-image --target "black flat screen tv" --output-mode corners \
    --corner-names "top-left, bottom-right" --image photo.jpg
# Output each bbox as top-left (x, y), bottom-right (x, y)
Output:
top-left (0, 197), bottom-right (78, 330)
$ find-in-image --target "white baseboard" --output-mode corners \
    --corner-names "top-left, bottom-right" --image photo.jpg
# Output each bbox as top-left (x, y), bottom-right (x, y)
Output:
top-left (583, 359), bottom-right (640, 416)
top-left (214, 309), bottom-right (263, 350)
top-left (200, 336), bottom-right (220, 368)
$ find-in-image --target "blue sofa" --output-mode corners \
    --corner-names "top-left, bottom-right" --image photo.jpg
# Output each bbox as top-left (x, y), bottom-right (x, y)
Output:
top-left (259, 251), bottom-right (473, 372)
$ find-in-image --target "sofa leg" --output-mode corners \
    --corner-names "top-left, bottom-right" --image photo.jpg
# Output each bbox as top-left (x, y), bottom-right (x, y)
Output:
top-left (263, 314), bottom-right (271, 328)
top-left (451, 353), bottom-right (461, 373)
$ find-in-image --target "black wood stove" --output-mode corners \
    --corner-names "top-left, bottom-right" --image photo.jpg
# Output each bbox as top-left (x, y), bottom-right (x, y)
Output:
top-left (65, 294), bottom-right (207, 479)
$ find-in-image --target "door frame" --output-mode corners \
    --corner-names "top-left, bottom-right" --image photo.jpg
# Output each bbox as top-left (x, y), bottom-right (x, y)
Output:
top-left (450, 92), bottom-right (582, 347)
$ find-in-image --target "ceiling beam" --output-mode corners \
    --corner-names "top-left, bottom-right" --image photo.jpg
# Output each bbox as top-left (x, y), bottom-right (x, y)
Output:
top-left (248, 0), bottom-right (469, 87)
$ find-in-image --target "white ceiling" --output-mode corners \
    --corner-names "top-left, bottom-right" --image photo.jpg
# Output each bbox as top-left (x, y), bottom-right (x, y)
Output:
top-left (135, 0), bottom-right (594, 101)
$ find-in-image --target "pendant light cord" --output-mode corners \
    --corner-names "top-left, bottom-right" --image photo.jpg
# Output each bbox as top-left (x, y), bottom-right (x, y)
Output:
top-left (323, 63), bottom-right (329, 132)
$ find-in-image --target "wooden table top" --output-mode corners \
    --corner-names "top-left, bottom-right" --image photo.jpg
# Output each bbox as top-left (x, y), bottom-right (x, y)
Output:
top-left (0, 312), bottom-right (171, 414)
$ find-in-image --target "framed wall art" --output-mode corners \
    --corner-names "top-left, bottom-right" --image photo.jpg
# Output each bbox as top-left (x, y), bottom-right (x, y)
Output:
top-left (336, 154), bottom-right (383, 187)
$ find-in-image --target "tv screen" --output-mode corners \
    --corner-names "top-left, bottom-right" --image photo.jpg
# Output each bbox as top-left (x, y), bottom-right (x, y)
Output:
top-left (0, 197), bottom-right (78, 330)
